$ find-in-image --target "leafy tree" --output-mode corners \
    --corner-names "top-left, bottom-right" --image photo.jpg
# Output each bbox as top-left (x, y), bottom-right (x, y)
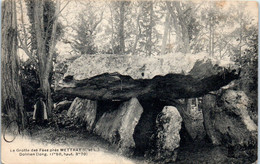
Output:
top-left (131, 1), bottom-right (143, 55)
top-left (166, 1), bottom-right (201, 53)
top-left (136, 1), bottom-right (161, 56)
top-left (108, 1), bottom-right (132, 54)
top-left (25, 0), bottom-right (63, 56)
top-left (23, 0), bottom-right (63, 117)
top-left (234, 26), bottom-right (258, 110)
top-left (71, 3), bottom-right (103, 55)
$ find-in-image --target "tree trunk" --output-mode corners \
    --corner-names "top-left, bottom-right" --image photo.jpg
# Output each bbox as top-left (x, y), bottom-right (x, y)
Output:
top-left (119, 1), bottom-right (125, 54)
top-left (147, 2), bottom-right (153, 56)
top-left (132, 5), bottom-right (141, 55)
top-left (167, 1), bottom-right (190, 53)
top-left (209, 17), bottom-right (212, 56)
top-left (238, 13), bottom-right (243, 59)
top-left (209, 16), bottom-right (215, 57)
top-left (161, 12), bottom-right (170, 55)
top-left (34, 0), bottom-right (50, 116)
top-left (209, 3), bottom-right (214, 57)
top-left (212, 25), bottom-right (214, 57)
top-left (109, 4), bottom-right (115, 54)
top-left (1, 0), bottom-right (27, 129)
top-left (174, 2), bottom-right (190, 53)
top-left (32, 0), bottom-right (60, 117)
top-left (39, 73), bottom-right (53, 117)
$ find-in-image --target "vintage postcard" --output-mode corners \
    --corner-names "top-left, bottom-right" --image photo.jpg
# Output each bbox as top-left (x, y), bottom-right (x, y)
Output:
top-left (1, 0), bottom-right (258, 163)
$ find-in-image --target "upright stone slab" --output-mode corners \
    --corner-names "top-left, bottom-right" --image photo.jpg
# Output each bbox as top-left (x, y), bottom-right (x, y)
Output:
top-left (202, 90), bottom-right (257, 146)
top-left (67, 97), bottom-right (97, 131)
top-left (181, 98), bottom-right (206, 140)
top-left (156, 106), bottom-right (182, 162)
top-left (202, 90), bottom-right (257, 161)
top-left (201, 94), bottom-right (219, 144)
top-left (94, 98), bottom-right (143, 154)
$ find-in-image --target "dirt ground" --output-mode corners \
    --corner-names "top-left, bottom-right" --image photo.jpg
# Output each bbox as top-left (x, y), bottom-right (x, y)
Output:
top-left (25, 126), bottom-right (254, 164)
top-left (2, 115), bottom-right (257, 164)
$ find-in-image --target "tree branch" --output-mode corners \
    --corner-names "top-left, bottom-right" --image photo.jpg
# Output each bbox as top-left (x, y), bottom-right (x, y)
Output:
top-left (17, 31), bottom-right (37, 65)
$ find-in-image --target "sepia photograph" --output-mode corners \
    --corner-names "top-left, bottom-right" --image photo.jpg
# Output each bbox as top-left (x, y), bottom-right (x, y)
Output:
top-left (1, 0), bottom-right (258, 163)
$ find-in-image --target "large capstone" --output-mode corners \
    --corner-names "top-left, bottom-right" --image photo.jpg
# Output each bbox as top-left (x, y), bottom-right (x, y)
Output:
top-left (62, 53), bottom-right (233, 81)
top-left (93, 98), bottom-right (143, 154)
top-left (155, 106), bottom-right (182, 162)
top-left (67, 97), bottom-right (97, 131)
top-left (56, 54), bottom-right (240, 102)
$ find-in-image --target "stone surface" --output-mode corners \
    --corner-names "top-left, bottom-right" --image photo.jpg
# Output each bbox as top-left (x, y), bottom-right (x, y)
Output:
top-left (94, 98), bottom-right (143, 154)
top-left (155, 106), bottom-right (182, 162)
top-left (133, 100), bottom-right (166, 155)
top-left (180, 98), bottom-right (206, 140)
top-left (54, 100), bottom-right (72, 112)
top-left (56, 53), bottom-right (240, 102)
top-left (202, 90), bottom-right (257, 147)
top-left (61, 53), bottom-right (234, 80)
top-left (56, 66), bottom-right (240, 101)
top-left (67, 97), bottom-right (97, 131)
